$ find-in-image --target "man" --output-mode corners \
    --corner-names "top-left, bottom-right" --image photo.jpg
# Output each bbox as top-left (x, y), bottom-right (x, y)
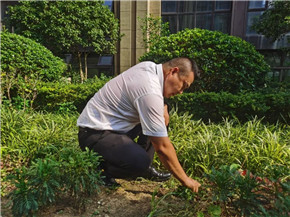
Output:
top-left (77, 57), bottom-right (201, 192)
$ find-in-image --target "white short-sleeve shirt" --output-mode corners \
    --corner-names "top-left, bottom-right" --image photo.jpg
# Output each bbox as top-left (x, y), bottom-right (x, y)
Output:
top-left (77, 61), bottom-right (167, 137)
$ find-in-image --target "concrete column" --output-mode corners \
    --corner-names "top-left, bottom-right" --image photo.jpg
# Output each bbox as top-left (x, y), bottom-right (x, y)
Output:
top-left (119, 1), bottom-right (135, 73)
top-left (117, 0), bottom-right (161, 74)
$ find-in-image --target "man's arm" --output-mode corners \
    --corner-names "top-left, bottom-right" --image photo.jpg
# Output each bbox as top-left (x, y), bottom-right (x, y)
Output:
top-left (164, 104), bottom-right (170, 126)
top-left (149, 136), bottom-right (201, 192)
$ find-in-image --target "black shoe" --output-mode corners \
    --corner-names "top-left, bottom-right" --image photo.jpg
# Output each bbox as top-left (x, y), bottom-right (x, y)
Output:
top-left (102, 176), bottom-right (121, 188)
top-left (142, 166), bottom-right (171, 182)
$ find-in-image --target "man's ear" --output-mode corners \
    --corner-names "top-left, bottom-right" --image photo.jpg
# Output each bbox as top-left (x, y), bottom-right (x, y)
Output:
top-left (172, 67), bottom-right (179, 74)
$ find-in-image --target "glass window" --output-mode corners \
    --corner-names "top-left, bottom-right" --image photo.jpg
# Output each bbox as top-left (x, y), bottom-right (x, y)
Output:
top-left (179, 1), bottom-right (196, 13)
top-left (215, 1), bottom-right (232, 10)
top-left (248, 0), bottom-right (266, 9)
top-left (162, 1), bottom-right (177, 13)
top-left (162, 15), bottom-right (177, 33)
top-left (98, 56), bottom-right (113, 66)
top-left (161, 1), bottom-right (232, 33)
top-left (179, 15), bottom-right (195, 30)
top-left (214, 13), bottom-right (231, 33)
top-left (246, 11), bottom-right (263, 34)
top-left (104, 0), bottom-right (113, 11)
top-left (196, 14), bottom-right (212, 30)
top-left (196, 1), bottom-right (213, 12)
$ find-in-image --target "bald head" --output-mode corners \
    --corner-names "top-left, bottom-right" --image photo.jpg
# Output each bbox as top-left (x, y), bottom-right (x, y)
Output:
top-left (163, 57), bottom-right (200, 79)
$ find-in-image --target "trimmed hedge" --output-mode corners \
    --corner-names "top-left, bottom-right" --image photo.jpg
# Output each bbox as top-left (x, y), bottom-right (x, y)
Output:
top-left (1, 31), bottom-right (67, 82)
top-left (140, 28), bottom-right (271, 93)
top-left (34, 76), bottom-right (110, 112)
top-left (168, 91), bottom-right (290, 124)
top-left (34, 76), bottom-right (289, 124)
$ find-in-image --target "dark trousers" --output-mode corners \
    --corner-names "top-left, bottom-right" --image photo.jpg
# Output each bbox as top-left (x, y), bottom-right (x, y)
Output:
top-left (78, 124), bottom-right (154, 179)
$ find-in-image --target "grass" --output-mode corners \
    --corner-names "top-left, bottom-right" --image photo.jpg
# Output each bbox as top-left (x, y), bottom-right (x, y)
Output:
top-left (1, 107), bottom-right (289, 216)
top-left (1, 107), bottom-right (79, 165)
top-left (167, 110), bottom-right (289, 179)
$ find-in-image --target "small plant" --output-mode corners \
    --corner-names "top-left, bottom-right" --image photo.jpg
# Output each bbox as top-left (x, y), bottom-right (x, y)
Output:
top-left (233, 170), bottom-right (266, 216)
top-left (207, 205), bottom-right (222, 217)
top-left (205, 164), bottom-right (240, 204)
top-left (6, 147), bottom-right (103, 216)
top-left (148, 190), bottom-right (175, 217)
top-left (58, 147), bottom-right (104, 212)
top-left (7, 158), bottom-right (60, 217)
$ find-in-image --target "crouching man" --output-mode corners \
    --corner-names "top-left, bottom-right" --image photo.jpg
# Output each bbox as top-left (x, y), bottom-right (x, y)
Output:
top-left (77, 57), bottom-right (201, 192)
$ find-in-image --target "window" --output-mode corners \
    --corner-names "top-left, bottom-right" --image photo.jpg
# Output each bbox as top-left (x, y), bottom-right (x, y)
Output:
top-left (248, 0), bottom-right (266, 9)
top-left (246, 0), bottom-right (268, 35)
top-left (98, 56), bottom-right (113, 66)
top-left (104, 0), bottom-right (113, 11)
top-left (161, 1), bottom-right (232, 34)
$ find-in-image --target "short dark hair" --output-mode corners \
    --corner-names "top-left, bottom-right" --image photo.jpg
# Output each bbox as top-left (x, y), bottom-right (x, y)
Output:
top-left (165, 57), bottom-right (200, 79)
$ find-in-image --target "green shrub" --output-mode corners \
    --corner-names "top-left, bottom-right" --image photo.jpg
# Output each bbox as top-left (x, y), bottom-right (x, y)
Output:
top-left (2, 107), bottom-right (103, 215)
top-left (168, 110), bottom-right (290, 178)
top-left (1, 31), bottom-right (66, 82)
top-left (1, 31), bottom-right (67, 108)
top-left (203, 165), bottom-right (289, 217)
top-left (140, 28), bottom-right (271, 93)
top-left (168, 91), bottom-right (290, 124)
top-left (7, 147), bottom-right (103, 216)
top-left (34, 75), bottom-right (110, 112)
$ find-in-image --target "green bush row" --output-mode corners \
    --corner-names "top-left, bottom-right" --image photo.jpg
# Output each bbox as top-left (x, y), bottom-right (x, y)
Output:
top-left (33, 77), bottom-right (289, 124)
top-left (168, 91), bottom-right (290, 124)
top-left (140, 28), bottom-right (270, 93)
top-left (33, 76), bottom-right (111, 112)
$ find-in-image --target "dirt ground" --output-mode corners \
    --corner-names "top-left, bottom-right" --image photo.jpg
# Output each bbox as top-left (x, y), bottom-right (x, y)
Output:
top-left (1, 179), bottom-right (182, 217)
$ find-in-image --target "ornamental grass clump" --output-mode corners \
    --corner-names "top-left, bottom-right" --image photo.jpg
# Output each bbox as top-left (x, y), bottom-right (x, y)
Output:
top-left (1, 107), bottom-right (78, 166)
top-left (167, 109), bottom-right (289, 179)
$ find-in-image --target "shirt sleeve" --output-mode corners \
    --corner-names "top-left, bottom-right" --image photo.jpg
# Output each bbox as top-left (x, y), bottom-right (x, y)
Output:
top-left (134, 94), bottom-right (168, 137)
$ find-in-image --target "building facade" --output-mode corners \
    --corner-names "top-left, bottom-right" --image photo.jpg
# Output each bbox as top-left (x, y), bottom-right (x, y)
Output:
top-left (1, 0), bottom-right (289, 77)
top-left (114, 0), bottom-right (289, 79)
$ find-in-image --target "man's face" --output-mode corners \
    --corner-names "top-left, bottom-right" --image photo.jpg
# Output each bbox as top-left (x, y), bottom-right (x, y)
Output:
top-left (163, 67), bottom-right (194, 98)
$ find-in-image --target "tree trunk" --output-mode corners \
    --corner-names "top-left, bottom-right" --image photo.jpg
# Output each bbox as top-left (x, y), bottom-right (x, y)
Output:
top-left (84, 52), bottom-right (88, 81)
top-left (279, 50), bottom-right (285, 82)
top-left (77, 52), bottom-right (84, 83)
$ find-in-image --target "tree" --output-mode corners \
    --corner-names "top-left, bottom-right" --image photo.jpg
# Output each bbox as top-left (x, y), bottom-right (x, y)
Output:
top-left (252, 0), bottom-right (290, 42)
top-left (5, 0), bottom-right (121, 83)
top-left (138, 14), bottom-right (170, 50)
top-left (252, 1), bottom-right (290, 82)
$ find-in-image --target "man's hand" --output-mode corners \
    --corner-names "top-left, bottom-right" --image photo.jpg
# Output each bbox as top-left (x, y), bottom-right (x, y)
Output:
top-left (150, 136), bottom-right (201, 193)
top-left (183, 177), bottom-right (201, 193)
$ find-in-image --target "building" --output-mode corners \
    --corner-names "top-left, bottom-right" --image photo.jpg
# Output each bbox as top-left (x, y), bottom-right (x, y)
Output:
top-left (1, 0), bottom-right (289, 79)
top-left (114, 0), bottom-right (289, 80)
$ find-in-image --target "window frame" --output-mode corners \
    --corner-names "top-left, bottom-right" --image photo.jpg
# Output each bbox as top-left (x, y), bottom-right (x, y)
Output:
top-left (246, 0), bottom-right (269, 35)
top-left (161, 1), bottom-right (232, 34)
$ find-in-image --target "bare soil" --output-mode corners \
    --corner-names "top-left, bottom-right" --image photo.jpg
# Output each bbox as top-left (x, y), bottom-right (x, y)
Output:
top-left (1, 179), bottom-right (182, 217)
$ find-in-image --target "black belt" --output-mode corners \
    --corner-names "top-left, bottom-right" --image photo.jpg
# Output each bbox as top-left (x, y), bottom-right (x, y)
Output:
top-left (79, 127), bottom-right (102, 133)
